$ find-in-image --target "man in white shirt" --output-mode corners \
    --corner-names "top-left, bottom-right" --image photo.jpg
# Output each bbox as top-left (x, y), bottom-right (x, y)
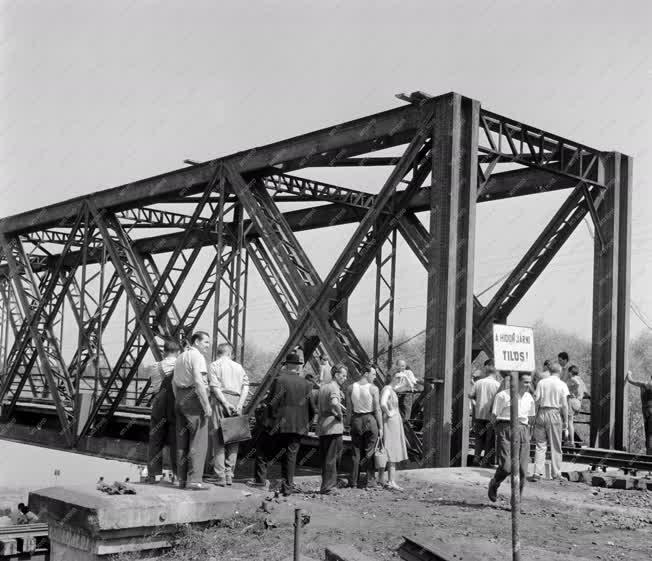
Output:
top-left (487, 372), bottom-right (535, 502)
top-left (558, 352), bottom-right (570, 383)
top-left (469, 365), bottom-right (501, 466)
top-left (207, 343), bottom-right (249, 486)
top-left (173, 331), bottom-right (212, 490)
top-left (392, 359), bottom-right (419, 422)
top-left (318, 354), bottom-right (332, 385)
top-left (146, 339), bottom-right (181, 483)
top-left (532, 362), bottom-right (569, 480)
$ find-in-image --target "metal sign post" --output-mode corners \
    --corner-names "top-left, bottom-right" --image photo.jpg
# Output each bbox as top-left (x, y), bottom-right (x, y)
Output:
top-left (509, 370), bottom-right (520, 561)
top-left (493, 323), bottom-right (535, 561)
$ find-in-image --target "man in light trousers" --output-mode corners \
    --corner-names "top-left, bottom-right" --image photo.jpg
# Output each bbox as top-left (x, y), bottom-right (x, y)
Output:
top-left (532, 362), bottom-right (569, 480)
top-left (207, 343), bottom-right (249, 486)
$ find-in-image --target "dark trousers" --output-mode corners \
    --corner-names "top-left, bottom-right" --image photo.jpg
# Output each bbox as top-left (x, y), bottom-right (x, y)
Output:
top-left (493, 421), bottom-right (530, 494)
top-left (350, 413), bottom-right (379, 487)
top-left (147, 380), bottom-right (177, 477)
top-left (277, 433), bottom-right (302, 491)
top-left (175, 386), bottom-right (209, 486)
top-left (473, 418), bottom-right (496, 466)
top-left (319, 434), bottom-right (343, 493)
top-left (644, 413), bottom-right (652, 456)
top-left (252, 428), bottom-right (276, 484)
top-left (398, 392), bottom-right (414, 422)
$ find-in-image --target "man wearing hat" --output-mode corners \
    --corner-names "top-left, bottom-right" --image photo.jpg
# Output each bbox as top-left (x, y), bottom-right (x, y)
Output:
top-left (267, 351), bottom-right (316, 495)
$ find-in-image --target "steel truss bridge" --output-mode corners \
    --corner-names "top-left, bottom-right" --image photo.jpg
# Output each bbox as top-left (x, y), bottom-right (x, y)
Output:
top-left (0, 91), bottom-right (632, 466)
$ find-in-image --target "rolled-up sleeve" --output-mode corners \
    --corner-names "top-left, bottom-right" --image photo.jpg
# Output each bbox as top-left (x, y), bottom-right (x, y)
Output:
top-left (208, 361), bottom-right (222, 389)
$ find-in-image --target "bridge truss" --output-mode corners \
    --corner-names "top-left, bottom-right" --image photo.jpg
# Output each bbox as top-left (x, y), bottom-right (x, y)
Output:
top-left (0, 92), bottom-right (632, 465)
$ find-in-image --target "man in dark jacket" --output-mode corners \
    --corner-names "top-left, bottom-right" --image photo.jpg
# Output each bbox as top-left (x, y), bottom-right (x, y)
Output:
top-left (268, 351), bottom-right (316, 495)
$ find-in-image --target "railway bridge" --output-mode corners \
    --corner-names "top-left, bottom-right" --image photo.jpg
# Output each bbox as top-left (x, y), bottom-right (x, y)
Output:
top-left (0, 91), bottom-right (633, 467)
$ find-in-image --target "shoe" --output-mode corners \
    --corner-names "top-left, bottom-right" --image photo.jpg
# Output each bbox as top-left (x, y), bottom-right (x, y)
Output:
top-left (365, 479), bottom-right (379, 490)
top-left (488, 478), bottom-right (498, 502)
top-left (245, 479), bottom-right (269, 491)
top-left (186, 483), bottom-right (209, 491)
top-left (207, 478), bottom-right (226, 487)
top-left (320, 488), bottom-right (338, 495)
top-left (282, 483), bottom-right (302, 496)
top-left (527, 474), bottom-right (541, 482)
top-left (225, 476), bottom-right (233, 486)
top-left (387, 482), bottom-right (403, 491)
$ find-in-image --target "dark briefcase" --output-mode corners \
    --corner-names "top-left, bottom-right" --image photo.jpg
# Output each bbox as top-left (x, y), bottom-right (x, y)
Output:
top-left (220, 414), bottom-right (252, 444)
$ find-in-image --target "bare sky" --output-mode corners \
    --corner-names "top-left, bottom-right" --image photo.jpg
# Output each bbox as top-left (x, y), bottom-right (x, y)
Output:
top-left (1, 0), bottom-right (651, 356)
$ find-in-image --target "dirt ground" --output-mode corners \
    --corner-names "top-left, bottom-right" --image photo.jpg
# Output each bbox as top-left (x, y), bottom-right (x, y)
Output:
top-left (158, 467), bottom-right (652, 561)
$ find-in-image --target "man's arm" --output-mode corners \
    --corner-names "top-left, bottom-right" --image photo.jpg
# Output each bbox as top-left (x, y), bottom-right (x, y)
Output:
top-left (561, 400), bottom-right (569, 436)
top-left (372, 386), bottom-right (383, 438)
top-left (345, 385), bottom-right (353, 427)
top-left (626, 370), bottom-right (652, 390)
top-left (236, 367), bottom-right (249, 414)
top-left (407, 370), bottom-right (417, 386)
top-left (192, 355), bottom-right (211, 417)
top-left (330, 387), bottom-right (344, 420)
top-left (468, 381), bottom-right (477, 401)
top-left (560, 385), bottom-right (569, 435)
top-left (207, 362), bottom-right (233, 413)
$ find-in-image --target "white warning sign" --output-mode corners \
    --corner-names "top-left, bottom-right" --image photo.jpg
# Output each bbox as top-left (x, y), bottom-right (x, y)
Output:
top-left (493, 324), bottom-right (535, 372)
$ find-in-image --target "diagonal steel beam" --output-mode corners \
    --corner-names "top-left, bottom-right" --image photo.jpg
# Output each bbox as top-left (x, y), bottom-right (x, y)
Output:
top-left (396, 212), bottom-right (491, 357)
top-left (243, 119), bottom-right (434, 410)
top-left (226, 167), bottom-right (382, 405)
top-left (81, 167), bottom-right (226, 436)
top-left (474, 181), bottom-right (608, 353)
top-left (65, 274), bottom-right (115, 390)
top-left (240, 121), bottom-right (435, 456)
top-left (0, 215), bottom-right (85, 444)
top-left (0, 272), bottom-right (50, 398)
top-left (79, 207), bottom-right (166, 437)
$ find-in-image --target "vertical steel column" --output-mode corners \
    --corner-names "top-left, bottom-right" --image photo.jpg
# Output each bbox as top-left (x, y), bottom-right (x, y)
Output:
top-left (0, 280), bottom-right (7, 373)
top-left (373, 227), bottom-right (397, 372)
top-left (212, 172), bottom-right (228, 357)
top-left (591, 152), bottom-right (632, 450)
top-left (423, 93), bottom-right (479, 467)
top-left (212, 205), bottom-right (249, 362)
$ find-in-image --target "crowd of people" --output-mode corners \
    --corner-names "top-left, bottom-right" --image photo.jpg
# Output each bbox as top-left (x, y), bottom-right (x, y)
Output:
top-left (468, 353), bottom-right (589, 502)
top-left (149, 331), bottom-right (652, 501)
top-left (144, 330), bottom-right (419, 493)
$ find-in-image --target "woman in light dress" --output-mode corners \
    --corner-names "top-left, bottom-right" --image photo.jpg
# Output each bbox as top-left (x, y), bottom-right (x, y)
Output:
top-left (379, 377), bottom-right (408, 490)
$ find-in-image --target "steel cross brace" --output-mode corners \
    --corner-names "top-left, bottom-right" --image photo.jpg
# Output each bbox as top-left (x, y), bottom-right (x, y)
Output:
top-left (79, 207), bottom-right (167, 437)
top-left (0, 274), bottom-right (45, 398)
top-left (67, 270), bottom-right (123, 386)
top-left (212, 200), bottom-right (248, 362)
top-left (474, 180), bottom-right (609, 350)
top-left (81, 167), bottom-right (226, 435)
top-left (395, 212), bottom-right (492, 358)
top-left (65, 274), bottom-right (115, 390)
top-left (139, 252), bottom-right (182, 331)
top-left (116, 207), bottom-right (212, 229)
top-left (0, 214), bottom-right (86, 444)
top-left (241, 117), bottom-right (435, 404)
top-left (225, 167), bottom-right (357, 369)
top-left (478, 109), bottom-right (604, 187)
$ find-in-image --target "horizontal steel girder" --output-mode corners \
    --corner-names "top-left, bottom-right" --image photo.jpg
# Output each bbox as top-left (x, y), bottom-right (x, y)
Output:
top-left (0, 90), bottom-right (602, 237)
top-left (0, 166), bottom-right (579, 279)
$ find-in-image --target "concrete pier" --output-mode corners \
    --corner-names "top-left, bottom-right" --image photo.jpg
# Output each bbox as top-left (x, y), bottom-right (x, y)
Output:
top-left (29, 482), bottom-right (262, 560)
